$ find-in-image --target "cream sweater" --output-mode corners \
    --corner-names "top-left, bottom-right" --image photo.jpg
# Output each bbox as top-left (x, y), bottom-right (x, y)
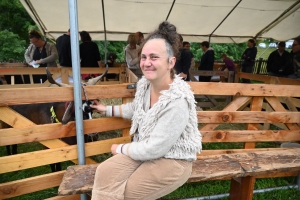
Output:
top-left (106, 76), bottom-right (202, 161)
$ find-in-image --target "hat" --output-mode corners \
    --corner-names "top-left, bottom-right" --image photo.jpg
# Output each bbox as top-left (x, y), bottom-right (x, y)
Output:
top-left (293, 35), bottom-right (300, 44)
top-left (278, 42), bottom-right (285, 47)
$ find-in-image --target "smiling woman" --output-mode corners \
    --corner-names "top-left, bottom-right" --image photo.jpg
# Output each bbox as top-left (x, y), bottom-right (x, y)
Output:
top-left (90, 21), bottom-right (202, 200)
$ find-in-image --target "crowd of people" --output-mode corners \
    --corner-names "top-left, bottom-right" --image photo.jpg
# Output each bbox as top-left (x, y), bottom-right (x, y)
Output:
top-left (21, 27), bottom-right (300, 84)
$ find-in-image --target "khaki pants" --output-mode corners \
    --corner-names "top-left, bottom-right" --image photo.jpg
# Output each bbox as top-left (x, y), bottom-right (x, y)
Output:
top-left (92, 154), bottom-right (192, 200)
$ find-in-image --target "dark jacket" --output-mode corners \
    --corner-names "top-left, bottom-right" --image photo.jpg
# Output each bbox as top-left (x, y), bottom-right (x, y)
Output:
top-left (56, 34), bottom-right (72, 67)
top-left (198, 48), bottom-right (214, 71)
top-left (80, 41), bottom-right (101, 67)
top-left (174, 48), bottom-right (192, 81)
top-left (241, 47), bottom-right (257, 67)
top-left (267, 50), bottom-right (293, 75)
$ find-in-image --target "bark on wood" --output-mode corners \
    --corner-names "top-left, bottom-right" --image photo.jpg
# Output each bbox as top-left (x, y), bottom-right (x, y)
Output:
top-left (58, 149), bottom-right (300, 195)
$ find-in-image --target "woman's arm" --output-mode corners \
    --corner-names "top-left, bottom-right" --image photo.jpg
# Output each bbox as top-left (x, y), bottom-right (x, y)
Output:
top-left (24, 44), bottom-right (34, 65)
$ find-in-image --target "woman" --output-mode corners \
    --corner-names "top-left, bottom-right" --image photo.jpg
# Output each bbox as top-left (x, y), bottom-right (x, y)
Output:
top-left (79, 31), bottom-right (102, 80)
top-left (24, 30), bottom-right (58, 83)
top-left (90, 21), bottom-right (202, 200)
top-left (220, 53), bottom-right (236, 72)
top-left (125, 33), bottom-right (142, 77)
top-left (241, 39), bottom-right (257, 83)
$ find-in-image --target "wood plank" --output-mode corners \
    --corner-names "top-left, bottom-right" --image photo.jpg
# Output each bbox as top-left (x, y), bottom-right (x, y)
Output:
top-left (201, 130), bottom-right (300, 143)
top-left (0, 84), bottom-right (136, 106)
top-left (197, 111), bottom-right (300, 123)
top-left (0, 136), bottom-right (131, 173)
top-left (57, 149), bottom-right (300, 195)
top-left (229, 176), bottom-right (255, 200)
top-left (200, 96), bottom-right (251, 131)
top-left (265, 97), bottom-right (300, 131)
top-left (0, 171), bottom-right (64, 199)
top-left (45, 195), bottom-right (81, 200)
top-left (0, 117), bottom-right (131, 146)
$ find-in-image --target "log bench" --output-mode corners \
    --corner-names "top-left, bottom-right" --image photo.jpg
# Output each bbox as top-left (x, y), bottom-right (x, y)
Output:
top-left (58, 148), bottom-right (300, 196)
top-left (57, 81), bottom-right (300, 200)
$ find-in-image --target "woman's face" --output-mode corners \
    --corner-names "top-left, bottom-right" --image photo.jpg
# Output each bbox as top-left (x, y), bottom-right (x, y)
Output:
top-left (140, 39), bottom-right (175, 81)
top-left (30, 37), bottom-right (43, 48)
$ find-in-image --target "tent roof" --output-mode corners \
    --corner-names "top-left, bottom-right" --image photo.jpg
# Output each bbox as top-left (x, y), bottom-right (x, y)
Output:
top-left (20, 0), bottom-right (300, 43)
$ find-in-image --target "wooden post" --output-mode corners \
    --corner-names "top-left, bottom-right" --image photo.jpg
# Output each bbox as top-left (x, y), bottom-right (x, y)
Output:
top-left (229, 96), bottom-right (263, 199)
top-left (256, 58), bottom-right (263, 74)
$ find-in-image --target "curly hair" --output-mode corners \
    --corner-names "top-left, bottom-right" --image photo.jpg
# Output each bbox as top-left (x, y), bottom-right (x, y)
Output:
top-left (29, 30), bottom-right (42, 39)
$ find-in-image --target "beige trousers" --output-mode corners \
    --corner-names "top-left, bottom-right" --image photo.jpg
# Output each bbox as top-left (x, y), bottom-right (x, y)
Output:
top-left (91, 154), bottom-right (192, 200)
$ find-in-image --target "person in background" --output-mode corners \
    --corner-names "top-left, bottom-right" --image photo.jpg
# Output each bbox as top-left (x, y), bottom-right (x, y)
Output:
top-left (56, 29), bottom-right (72, 67)
top-left (267, 42), bottom-right (293, 77)
top-left (24, 30), bottom-right (58, 83)
top-left (79, 31), bottom-right (102, 80)
top-left (198, 41), bottom-right (214, 82)
top-left (135, 31), bottom-right (144, 45)
top-left (220, 53), bottom-right (235, 72)
top-left (183, 41), bottom-right (196, 70)
top-left (241, 39), bottom-right (257, 83)
top-left (125, 34), bottom-right (142, 77)
top-left (106, 53), bottom-right (118, 80)
top-left (291, 35), bottom-right (300, 79)
top-left (174, 36), bottom-right (192, 81)
top-left (90, 21), bottom-right (202, 200)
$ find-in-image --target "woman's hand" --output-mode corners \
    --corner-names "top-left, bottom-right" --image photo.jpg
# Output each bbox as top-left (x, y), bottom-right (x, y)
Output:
top-left (111, 144), bottom-right (119, 155)
top-left (90, 100), bottom-right (106, 114)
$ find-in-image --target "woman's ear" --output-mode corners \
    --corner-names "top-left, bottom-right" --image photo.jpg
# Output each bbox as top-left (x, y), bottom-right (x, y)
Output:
top-left (168, 57), bottom-right (176, 69)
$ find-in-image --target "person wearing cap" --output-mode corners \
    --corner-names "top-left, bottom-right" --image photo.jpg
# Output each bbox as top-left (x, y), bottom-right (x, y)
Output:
top-left (291, 35), bottom-right (300, 79)
top-left (267, 41), bottom-right (294, 77)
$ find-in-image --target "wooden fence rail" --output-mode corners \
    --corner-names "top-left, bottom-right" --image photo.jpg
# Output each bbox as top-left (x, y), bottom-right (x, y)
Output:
top-left (0, 79), bottom-right (300, 199)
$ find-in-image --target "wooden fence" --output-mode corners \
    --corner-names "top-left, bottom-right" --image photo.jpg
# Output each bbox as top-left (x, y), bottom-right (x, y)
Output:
top-left (0, 78), bottom-right (300, 199)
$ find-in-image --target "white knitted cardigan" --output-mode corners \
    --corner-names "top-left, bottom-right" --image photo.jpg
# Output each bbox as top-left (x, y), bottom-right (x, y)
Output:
top-left (130, 76), bottom-right (202, 160)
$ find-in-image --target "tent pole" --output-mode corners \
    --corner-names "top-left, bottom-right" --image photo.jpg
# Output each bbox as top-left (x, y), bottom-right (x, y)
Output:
top-left (165, 0), bottom-right (176, 20)
top-left (68, 0), bottom-right (87, 200)
top-left (208, 0), bottom-right (242, 43)
top-left (101, 0), bottom-right (108, 64)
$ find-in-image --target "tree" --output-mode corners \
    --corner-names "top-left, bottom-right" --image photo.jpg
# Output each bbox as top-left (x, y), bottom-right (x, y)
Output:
top-left (0, 30), bottom-right (26, 62)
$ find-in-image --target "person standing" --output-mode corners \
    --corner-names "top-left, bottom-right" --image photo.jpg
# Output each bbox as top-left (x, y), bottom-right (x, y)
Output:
top-left (90, 21), bottom-right (202, 200)
top-left (174, 36), bottom-right (192, 81)
top-left (241, 39), bottom-right (257, 83)
top-left (79, 31), bottom-right (102, 80)
top-left (135, 31), bottom-right (144, 45)
top-left (183, 41), bottom-right (196, 71)
top-left (56, 29), bottom-right (72, 67)
top-left (291, 35), bottom-right (300, 79)
top-left (267, 42), bottom-right (293, 77)
top-left (198, 41), bottom-right (214, 82)
top-left (125, 34), bottom-right (142, 77)
top-left (24, 30), bottom-right (58, 83)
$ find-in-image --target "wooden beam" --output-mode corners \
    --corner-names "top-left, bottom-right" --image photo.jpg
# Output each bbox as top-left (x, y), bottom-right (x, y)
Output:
top-left (0, 136), bottom-right (131, 173)
top-left (0, 171), bottom-right (64, 199)
top-left (197, 111), bottom-right (300, 123)
top-left (0, 117), bottom-right (131, 146)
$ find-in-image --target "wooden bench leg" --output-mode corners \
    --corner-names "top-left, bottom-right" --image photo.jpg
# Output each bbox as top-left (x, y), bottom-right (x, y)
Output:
top-left (229, 176), bottom-right (255, 200)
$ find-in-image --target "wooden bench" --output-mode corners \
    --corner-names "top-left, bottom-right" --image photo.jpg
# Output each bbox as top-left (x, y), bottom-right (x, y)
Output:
top-left (57, 81), bottom-right (300, 200)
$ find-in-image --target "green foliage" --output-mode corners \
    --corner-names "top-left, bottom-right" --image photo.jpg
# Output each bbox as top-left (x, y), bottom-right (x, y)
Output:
top-left (191, 42), bottom-right (248, 62)
top-left (0, 0), bottom-right (35, 45)
top-left (0, 30), bottom-right (26, 62)
top-left (95, 41), bottom-right (127, 62)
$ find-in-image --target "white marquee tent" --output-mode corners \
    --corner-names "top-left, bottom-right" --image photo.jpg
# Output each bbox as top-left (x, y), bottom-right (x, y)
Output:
top-left (20, 0), bottom-right (300, 43)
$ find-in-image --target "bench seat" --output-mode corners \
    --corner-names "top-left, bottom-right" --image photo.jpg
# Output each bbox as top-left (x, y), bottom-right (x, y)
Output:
top-left (58, 148), bottom-right (300, 196)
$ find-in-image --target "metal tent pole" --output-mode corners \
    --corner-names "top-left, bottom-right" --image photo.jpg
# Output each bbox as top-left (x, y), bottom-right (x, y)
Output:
top-left (68, 0), bottom-right (87, 200)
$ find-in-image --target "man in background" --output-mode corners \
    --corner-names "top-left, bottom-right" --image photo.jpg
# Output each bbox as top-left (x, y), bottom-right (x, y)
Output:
top-left (198, 41), bottom-right (214, 82)
top-left (267, 42), bottom-right (293, 77)
top-left (174, 35), bottom-right (192, 81)
top-left (56, 29), bottom-right (72, 67)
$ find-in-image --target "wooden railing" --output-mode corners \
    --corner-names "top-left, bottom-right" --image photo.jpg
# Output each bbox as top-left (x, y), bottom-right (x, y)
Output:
top-left (0, 81), bottom-right (299, 199)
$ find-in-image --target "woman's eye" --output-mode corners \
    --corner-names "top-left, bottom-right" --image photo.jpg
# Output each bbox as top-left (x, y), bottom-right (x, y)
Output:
top-left (150, 56), bottom-right (158, 60)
